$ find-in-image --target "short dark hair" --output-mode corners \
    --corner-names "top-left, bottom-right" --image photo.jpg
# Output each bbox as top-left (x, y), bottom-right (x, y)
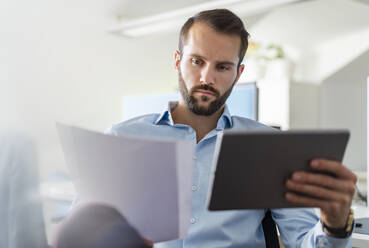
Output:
top-left (178, 9), bottom-right (250, 67)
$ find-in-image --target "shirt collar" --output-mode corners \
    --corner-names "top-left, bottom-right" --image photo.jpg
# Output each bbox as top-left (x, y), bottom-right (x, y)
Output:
top-left (154, 101), bottom-right (233, 130)
top-left (154, 101), bottom-right (177, 126)
top-left (217, 104), bottom-right (233, 130)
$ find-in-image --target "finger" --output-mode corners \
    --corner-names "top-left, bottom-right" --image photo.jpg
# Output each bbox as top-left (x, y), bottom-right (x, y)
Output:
top-left (290, 172), bottom-right (356, 195)
top-left (286, 180), bottom-right (352, 204)
top-left (285, 192), bottom-right (350, 223)
top-left (142, 238), bottom-right (153, 246)
top-left (285, 192), bottom-right (329, 209)
top-left (311, 159), bottom-right (357, 182)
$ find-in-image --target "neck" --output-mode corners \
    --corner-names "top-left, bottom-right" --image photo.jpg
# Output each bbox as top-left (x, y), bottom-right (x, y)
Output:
top-left (171, 101), bottom-right (224, 143)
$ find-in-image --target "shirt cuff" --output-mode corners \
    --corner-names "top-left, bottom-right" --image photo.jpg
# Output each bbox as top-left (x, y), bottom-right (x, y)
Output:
top-left (314, 220), bottom-right (351, 248)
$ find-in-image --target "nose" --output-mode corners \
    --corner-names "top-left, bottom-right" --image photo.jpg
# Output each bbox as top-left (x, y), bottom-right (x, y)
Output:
top-left (200, 65), bottom-right (215, 85)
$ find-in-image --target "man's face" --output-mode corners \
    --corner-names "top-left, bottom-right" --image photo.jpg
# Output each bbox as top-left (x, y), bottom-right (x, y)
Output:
top-left (175, 21), bottom-right (244, 116)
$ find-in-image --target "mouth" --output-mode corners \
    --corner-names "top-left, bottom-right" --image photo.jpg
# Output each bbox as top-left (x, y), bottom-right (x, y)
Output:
top-left (195, 90), bottom-right (216, 97)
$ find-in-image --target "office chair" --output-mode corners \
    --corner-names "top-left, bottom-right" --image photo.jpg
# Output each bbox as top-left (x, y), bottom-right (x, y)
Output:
top-left (0, 133), bottom-right (48, 248)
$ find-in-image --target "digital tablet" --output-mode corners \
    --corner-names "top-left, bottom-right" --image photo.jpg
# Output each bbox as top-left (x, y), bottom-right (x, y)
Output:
top-left (208, 130), bottom-right (350, 210)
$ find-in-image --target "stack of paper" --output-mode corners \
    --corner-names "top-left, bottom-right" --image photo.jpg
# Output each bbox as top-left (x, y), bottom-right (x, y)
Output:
top-left (56, 123), bottom-right (193, 242)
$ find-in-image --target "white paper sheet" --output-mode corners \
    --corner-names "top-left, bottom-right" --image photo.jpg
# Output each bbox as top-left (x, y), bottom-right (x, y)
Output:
top-left (56, 123), bottom-right (193, 242)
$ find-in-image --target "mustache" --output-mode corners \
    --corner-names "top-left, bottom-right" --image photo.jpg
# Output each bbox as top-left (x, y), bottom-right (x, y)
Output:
top-left (190, 84), bottom-right (220, 97)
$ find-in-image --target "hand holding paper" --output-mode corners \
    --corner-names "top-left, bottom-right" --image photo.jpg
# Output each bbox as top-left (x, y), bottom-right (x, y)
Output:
top-left (56, 123), bottom-right (194, 242)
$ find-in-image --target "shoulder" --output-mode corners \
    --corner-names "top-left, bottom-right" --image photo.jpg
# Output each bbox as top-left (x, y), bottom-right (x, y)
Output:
top-left (230, 116), bottom-right (276, 131)
top-left (106, 113), bottom-right (161, 136)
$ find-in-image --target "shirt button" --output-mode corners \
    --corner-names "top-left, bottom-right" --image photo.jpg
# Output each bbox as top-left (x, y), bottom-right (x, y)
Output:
top-left (190, 218), bottom-right (196, 224)
top-left (192, 185), bottom-right (197, 191)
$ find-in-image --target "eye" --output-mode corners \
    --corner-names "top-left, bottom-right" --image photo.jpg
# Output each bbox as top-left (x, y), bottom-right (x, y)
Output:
top-left (191, 58), bottom-right (203, 65)
top-left (217, 64), bottom-right (231, 71)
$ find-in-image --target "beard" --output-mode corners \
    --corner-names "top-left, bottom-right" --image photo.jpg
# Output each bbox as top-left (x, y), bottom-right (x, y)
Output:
top-left (178, 69), bottom-right (236, 116)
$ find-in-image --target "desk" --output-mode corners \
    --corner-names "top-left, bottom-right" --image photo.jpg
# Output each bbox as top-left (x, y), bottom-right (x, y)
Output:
top-left (40, 181), bottom-right (76, 244)
top-left (351, 204), bottom-right (369, 248)
top-left (40, 181), bottom-right (369, 247)
top-left (314, 204), bottom-right (369, 247)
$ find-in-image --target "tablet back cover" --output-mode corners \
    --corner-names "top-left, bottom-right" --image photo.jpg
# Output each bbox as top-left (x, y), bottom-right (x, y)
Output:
top-left (208, 130), bottom-right (349, 210)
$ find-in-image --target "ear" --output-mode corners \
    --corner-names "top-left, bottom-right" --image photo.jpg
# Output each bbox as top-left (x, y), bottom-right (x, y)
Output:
top-left (174, 50), bottom-right (181, 71)
top-left (234, 64), bottom-right (245, 85)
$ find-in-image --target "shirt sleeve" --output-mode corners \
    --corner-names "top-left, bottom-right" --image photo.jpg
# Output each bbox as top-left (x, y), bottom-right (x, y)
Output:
top-left (272, 208), bottom-right (351, 248)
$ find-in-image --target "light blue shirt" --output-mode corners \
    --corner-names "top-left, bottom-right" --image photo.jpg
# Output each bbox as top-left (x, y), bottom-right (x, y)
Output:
top-left (107, 102), bottom-right (351, 248)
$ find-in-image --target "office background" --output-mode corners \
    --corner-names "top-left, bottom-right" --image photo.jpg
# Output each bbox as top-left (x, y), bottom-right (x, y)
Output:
top-left (0, 0), bottom-right (367, 192)
top-left (1, 0), bottom-right (369, 246)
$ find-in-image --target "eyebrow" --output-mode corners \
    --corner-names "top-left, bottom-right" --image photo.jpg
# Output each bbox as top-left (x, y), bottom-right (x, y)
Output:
top-left (189, 53), bottom-right (236, 66)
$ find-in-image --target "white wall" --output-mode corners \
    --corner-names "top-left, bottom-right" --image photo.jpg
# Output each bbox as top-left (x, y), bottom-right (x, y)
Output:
top-left (0, 0), bottom-right (179, 178)
top-left (289, 49), bottom-right (368, 171)
top-left (0, 0), bottom-right (265, 179)
top-left (290, 82), bottom-right (320, 129)
top-left (319, 49), bottom-right (368, 171)
top-left (1, 0), bottom-right (367, 178)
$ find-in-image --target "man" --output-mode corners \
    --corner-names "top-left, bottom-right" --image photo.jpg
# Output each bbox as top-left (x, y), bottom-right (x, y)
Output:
top-left (57, 9), bottom-right (356, 247)
top-left (108, 9), bottom-right (356, 247)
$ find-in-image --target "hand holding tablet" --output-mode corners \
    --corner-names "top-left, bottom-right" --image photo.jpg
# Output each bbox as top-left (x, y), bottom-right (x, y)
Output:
top-left (208, 129), bottom-right (357, 233)
top-left (285, 158), bottom-right (357, 230)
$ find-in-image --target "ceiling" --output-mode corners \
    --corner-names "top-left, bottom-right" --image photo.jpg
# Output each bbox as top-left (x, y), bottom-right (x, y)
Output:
top-left (109, 0), bottom-right (369, 19)
top-left (91, 0), bottom-right (369, 83)
top-left (114, 0), bottom-right (211, 18)
top-left (84, 0), bottom-right (305, 20)
top-left (3, 0), bottom-right (365, 83)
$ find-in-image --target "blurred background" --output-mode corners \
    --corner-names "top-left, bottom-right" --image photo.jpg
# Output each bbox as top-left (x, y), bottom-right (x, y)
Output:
top-left (0, 0), bottom-right (368, 245)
